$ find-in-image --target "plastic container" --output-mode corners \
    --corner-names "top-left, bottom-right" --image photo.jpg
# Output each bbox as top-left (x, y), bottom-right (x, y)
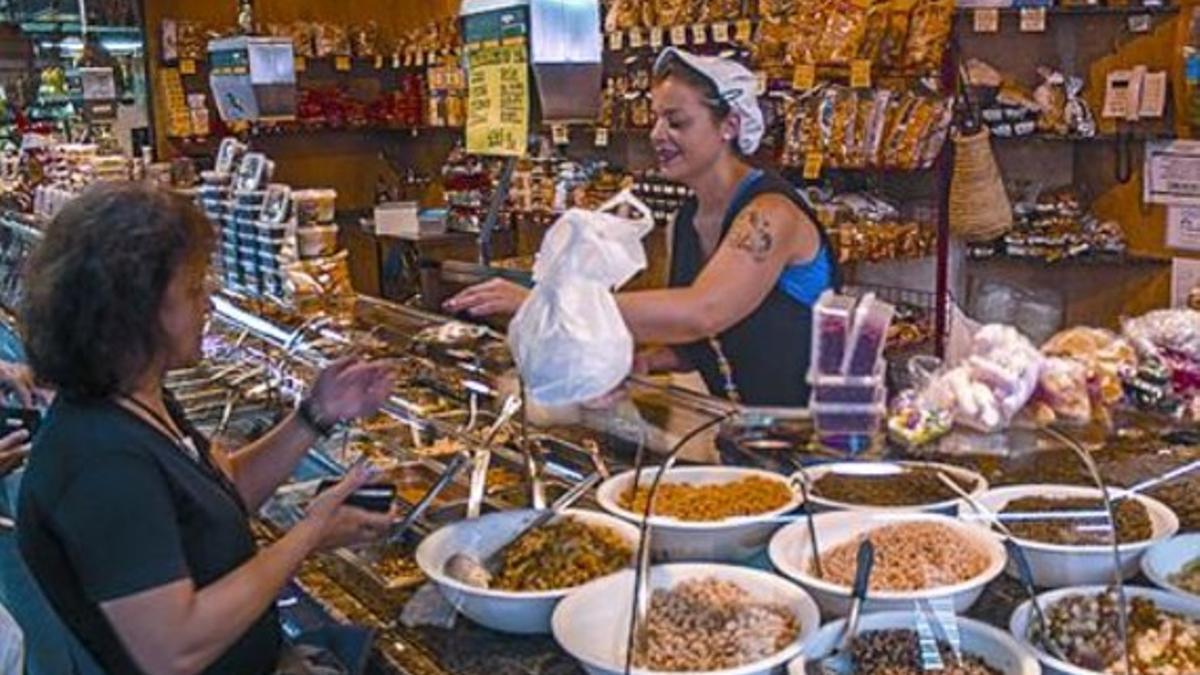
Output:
top-left (812, 291), bottom-right (858, 376)
top-left (808, 364), bottom-right (885, 404)
top-left (297, 225), bottom-right (339, 258)
top-left (843, 293), bottom-right (896, 376)
top-left (293, 189), bottom-right (337, 225)
top-left (812, 400), bottom-right (886, 435)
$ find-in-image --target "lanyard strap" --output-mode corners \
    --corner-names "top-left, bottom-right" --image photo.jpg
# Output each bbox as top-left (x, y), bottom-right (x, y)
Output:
top-left (118, 394), bottom-right (201, 464)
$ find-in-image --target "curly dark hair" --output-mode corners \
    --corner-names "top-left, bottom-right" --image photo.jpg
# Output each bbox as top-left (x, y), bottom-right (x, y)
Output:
top-left (21, 182), bottom-right (216, 400)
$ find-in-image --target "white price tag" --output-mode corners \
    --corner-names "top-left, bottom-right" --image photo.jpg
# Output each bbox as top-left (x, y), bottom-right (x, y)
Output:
top-left (608, 31), bottom-right (624, 51)
top-left (649, 27), bottom-right (664, 49)
top-left (629, 28), bottom-right (644, 49)
top-left (392, 53), bottom-right (401, 69)
top-left (595, 127), bottom-right (610, 147)
top-left (691, 24), bottom-right (707, 45)
top-left (755, 71), bottom-right (768, 95)
top-left (1020, 7), bottom-right (1046, 33)
top-left (552, 123), bottom-right (569, 145)
top-left (973, 8), bottom-right (999, 33)
top-left (671, 25), bottom-right (688, 45)
top-left (1129, 14), bottom-right (1152, 33)
top-left (712, 22), bottom-right (730, 43)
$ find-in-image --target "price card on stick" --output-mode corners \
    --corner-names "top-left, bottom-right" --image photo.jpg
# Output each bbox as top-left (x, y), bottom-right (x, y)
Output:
top-left (595, 127), bottom-right (610, 147)
top-left (1019, 7), bottom-right (1046, 33)
top-left (973, 8), bottom-right (999, 33)
top-left (649, 27), bottom-right (664, 49)
top-left (792, 63), bottom-right (816, 91)
top-left (712, 22), bottom-right (730, 43)
top-left (180, 59), bottom-right (197, 75)
top-left (803, 153), bottom-right (824, 179)
top-left (671, 25), bottom-right (688, 45)
top-left (692, 24), bottom-right (707, 45)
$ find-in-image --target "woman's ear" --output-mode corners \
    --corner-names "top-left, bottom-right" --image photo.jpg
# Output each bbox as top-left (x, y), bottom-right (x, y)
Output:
top-left (720, 114), bottom-right (741, 147)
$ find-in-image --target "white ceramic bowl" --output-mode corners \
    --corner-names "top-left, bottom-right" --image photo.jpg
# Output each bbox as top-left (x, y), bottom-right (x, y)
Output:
top-left (768, 511), bottom-right (1006, 617)
top-left (1140, 533), bottom-right (1200, 601)
top-left (414, 508), bottom-right (640, 634)
top-left (1009, 584), bottom-right (1200, 675)
top-left (595, 466), bottom-right (803, 562)
top-left (963, 484), bottom-right (1179, 588)
top-left (797, 611), bottom-right (1040, 675)
top-left (799, 461), bottom-right (988, 515)
top-left (552, 563), bottom-right (821, 675)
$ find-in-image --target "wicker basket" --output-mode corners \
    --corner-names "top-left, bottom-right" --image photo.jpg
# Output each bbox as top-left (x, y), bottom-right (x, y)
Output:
top-left (948, 128), bottom-right (1013, 243)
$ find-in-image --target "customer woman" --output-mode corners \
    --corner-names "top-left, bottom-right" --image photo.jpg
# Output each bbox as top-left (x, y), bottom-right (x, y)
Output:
top-left (447, 48), bottom-right (839, 407)
top-left (17, 182), bottom-right (396, 675)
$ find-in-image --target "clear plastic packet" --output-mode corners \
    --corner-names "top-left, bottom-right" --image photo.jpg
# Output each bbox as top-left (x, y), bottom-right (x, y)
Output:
top-left (1064, 76), bottom-right (1096, 138)
top-left (1034, 67), bottom-right (1068, 136)
top-left (904, 0), bottom-right (954, 70)
top-left (864, 89), bottom-right (894, 167)
top-left (813, 291), bottom-right (859, 376)
top-left (1031, 356), bottom-right (1092, 426)
top-left (918, 97), bottom-right (954, 168)
top-left (817, 0), bottom-right (870, 66)
top-left (879, 2), bottom-right (913, 69)
top-left (847, 90), bottom-right (877, 168)
top-left (843, 293), bottom-right (896, 376)
top-left (829, 88), bottom-right (859, 168)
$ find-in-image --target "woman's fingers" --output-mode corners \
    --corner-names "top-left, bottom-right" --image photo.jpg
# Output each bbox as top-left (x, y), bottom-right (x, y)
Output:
top-left (0, 430), bottom-right (29, 453)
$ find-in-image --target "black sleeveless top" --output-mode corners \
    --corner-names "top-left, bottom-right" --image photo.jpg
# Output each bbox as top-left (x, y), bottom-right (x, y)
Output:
top-left (668, 169), bottom-right (840, 407)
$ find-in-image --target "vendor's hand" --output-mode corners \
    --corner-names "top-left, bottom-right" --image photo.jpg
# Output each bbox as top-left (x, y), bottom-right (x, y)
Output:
top-left (443, 279), bottom-right (530, 317)
top-left (0, 362), bottom-right (48, 408)
top-left (308, 357), bottom-right (396, 425)
top-left (0, 430), bottom-right (30, 477)
top-left (302, 462), bottom-right (394, 552)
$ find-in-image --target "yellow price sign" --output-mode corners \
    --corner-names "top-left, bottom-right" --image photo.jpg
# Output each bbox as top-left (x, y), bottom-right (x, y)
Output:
top-left (735, 19), bottom-right (753, 42)
top-left (803, 153), bottom-right (824, 180)
top-left (293, 56), bottom-right (307, 73)
top-left (755, 71), bottom-right (768, 95)
top-left (180, 59), bottom-right (197, 75)
top-left (792, 63), bottom-right (817, 91)
top-left (850, 60), bottom-right (871, 88)
top-left (335, 55), bottom-right (352, 71)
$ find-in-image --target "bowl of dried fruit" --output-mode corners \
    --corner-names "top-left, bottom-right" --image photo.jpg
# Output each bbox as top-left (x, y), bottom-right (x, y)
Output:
top-left (799, 611), bottom-right (1039, 675)
top-left (595, 466), bottom-right (803, 562)
top-left (415, 508), bottom-right (639, 634)
top-left (798, 460), bottom-right (988, 515)
top-left (552, 563), bottom-right (820, 675)
top-left (1010, 585), bottom-right (1200, 675)
top-left (964, 484), bottom-right (1178, 588)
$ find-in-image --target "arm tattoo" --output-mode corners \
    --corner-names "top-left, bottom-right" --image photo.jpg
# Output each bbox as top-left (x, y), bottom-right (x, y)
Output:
top-left (732, 209), bottom-right (774, 263)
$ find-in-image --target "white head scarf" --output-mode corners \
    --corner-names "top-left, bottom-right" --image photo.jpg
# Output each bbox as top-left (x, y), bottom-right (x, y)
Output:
top-left (653, 47), bottom-right (765, 155)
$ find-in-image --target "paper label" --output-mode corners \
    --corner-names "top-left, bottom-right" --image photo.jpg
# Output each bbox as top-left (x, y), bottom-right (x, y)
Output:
top-left (595, 127), bottom-right (610, 147)
top-left (1129, 14), bottom-right (1152, 33)
top-left (736, 19), bottom-right (753, 42)
top-left (465, 43), bottom-right (529, 157)
top-left (392, 54), bottom-right (401, 69)
top-left (712, 22), bottom-right (730, 43)
top-left (180, 59), bottom-right (196, 75)
top-left (1146, 140), bottom-right (1200, 206)
top-left (850, 60), bottom-right (872, 88)
top-left (374, 55), bottom-right (384, 69)
top-left (793, 63), bottom-right (817, 91)
top-left (294, 57), bottom-right (307, 73)
top-left (1020, 7), bottom-right (1046, 33)
top-left (609, 31), bottom-right (623, 51)
top-left (335, 55), bottom-right (351, 72)
top-left (1168, 206), bottom-right (1200, 251)
top-left (973, 8), bottom-right (999, 33)
top-left (803, 153), bottom-right (824, 179)
top-left (692, 24), bottom-right (707, 45)
top-left (671, 25), bottom-right (689, 45)
top-left (629, 29), bottom-right (644, 49)
top-left (552, 123), bottom-right (569, 145)
top-left (1172, 257), bottom-right (1200, 307)
top-left (650, 27), bottom-right (664, 49)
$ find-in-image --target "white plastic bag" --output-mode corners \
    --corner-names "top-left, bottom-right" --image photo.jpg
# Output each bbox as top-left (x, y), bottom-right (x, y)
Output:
top-left (508, 190), bottom-right (654, 407)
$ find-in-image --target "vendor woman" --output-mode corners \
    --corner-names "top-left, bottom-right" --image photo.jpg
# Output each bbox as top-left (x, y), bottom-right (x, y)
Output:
top-left (446, 48), bottom-right (839, 406)
top-left (18, 183), bottom-right (396, 674)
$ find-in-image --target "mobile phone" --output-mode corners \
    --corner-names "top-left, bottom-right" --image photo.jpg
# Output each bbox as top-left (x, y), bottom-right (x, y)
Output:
top-left (316, 479), bottom-right (396, 513)
top-left (0, 407), bottom-right (41, 438)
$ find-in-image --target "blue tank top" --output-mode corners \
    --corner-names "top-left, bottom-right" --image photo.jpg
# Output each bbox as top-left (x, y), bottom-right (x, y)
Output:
top-left (731, 170), bottom-right (833, 308)
top-left (669, 169), bottom-right (841, 406)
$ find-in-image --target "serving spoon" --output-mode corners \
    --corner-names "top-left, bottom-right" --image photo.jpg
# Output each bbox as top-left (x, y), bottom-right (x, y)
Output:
top-left (804, 539), bottom-right (875, 675)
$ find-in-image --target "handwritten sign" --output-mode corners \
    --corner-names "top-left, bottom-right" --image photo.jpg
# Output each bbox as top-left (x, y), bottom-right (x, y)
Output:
top-left (466, 43), bottom-right (529, 157)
